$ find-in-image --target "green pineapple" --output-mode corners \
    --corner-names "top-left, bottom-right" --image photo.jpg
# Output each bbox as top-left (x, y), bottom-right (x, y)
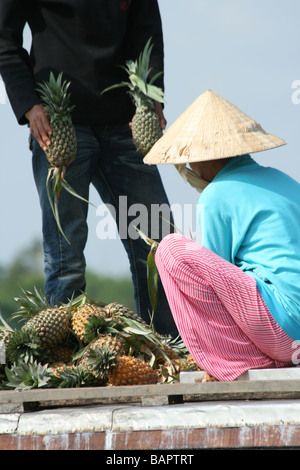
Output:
top-left (37, 72), bottom-right (93, 243)
top-left (102, 37), bottom-right (165, 155)
top-left (37, 72), bottom-right (77, 167)
top-left (21, 307), bottom-right (70, 350)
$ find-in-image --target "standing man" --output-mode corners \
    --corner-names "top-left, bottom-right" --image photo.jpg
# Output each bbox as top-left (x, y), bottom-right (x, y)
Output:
top-left (0, 0), bottom-right (178, 337)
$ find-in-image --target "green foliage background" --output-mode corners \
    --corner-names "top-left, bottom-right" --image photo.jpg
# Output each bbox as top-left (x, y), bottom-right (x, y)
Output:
top-left (0, 240), bottom-right (134, 328)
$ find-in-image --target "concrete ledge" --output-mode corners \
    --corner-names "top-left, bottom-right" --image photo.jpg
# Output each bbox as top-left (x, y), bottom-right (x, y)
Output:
top-left (2, 368), bottom-right (300, 450)
top-left (180, 367), bottom-right (300, 383)
top-left (1, 400), bottom-right (300, 450)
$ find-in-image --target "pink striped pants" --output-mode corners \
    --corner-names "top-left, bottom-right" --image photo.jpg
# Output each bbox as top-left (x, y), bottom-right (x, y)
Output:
top-left (155, 233), bottom-right (294, 381)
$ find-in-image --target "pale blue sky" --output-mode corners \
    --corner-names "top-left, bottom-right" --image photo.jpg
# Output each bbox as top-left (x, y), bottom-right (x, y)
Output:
top-left (0, 0), bottom-right (299, 276)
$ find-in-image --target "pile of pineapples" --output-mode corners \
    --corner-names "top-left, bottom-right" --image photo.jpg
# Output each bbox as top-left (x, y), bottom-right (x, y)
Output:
top-left (0, 288), bottom-right (199, 391)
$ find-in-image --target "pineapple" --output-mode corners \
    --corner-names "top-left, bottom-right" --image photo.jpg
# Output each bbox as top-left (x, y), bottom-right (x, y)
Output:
top-left (21, 307), bottom-right (70, 350)
top-left (71, 304), bottom-right (110, 344)
top-left (79, 345), bottom-right (118, 385)
top-left (0, 328), bottom-right (13, 368)
top-left (105, 302), bottom-right (148, 326)
top-left (79, 334), bottom-right (126, 367)
top-left (48, 344), bottom-right (74, 364)
top-left (78, 333), bottom-right (126, 384)
top-left (108, 355), bottom-right (158, 386)
top-left (0, 328), bottom-right (13, 350)
top-left (81, 345), bottom-right (158, 386)
top-left (37, 72), bottom-right (93, 243)
top-left (37, 71), bottom-right (77, 168)
top-left (178, 354), bottom-right (201, 371)
top-left (102, 37), bottom-right (165, 155)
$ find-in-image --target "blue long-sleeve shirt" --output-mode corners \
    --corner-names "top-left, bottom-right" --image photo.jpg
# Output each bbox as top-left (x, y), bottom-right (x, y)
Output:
top-left (197, 155), bottom-right (300, 340)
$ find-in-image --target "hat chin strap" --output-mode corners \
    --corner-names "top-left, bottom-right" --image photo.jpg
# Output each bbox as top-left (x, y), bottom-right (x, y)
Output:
top-left (175, 164), bottom-right (209, 192)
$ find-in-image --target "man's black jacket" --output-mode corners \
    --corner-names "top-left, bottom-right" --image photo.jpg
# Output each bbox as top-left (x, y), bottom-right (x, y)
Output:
top-left (0, 0), bottom-right (164, 126)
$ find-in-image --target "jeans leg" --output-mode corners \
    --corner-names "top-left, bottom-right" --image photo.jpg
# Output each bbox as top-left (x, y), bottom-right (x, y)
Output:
top-left (91, 124), bottom-right (179, 337)
top-left (32, 126), bottom-right (98, 305)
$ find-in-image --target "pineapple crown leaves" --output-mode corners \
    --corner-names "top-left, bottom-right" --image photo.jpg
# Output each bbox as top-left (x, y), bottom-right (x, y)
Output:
top-left (101, 37), bottom-right (165, 111)
top-left (0, 308), bottom-right (14, 333)
top-left (164, 335), bottom-right (189, 358)
top-left (12, 286), bottom-right (50, 324)
top-left (49, 364), bottom-right (92, 388)
top-left (83, 315), bottom-right (121, 344)
top-left (5, 360), bottom-right (52, 391)
top-left (117, 317), bottom-right (163, 360)
top-left (118, 316), bottom-right (181, 366)
top-left (85, 345), bottom-right (118, 384)
top-left (37, 71), bottom-right (75, 122)
top-left (6, 329), bottom-right (50, 365)
top-left (64, 292), bottom-right (106, 311)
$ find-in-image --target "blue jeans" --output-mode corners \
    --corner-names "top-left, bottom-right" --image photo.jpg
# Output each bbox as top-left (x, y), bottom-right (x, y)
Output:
top-left (32, 123), bottom-right (178, 337)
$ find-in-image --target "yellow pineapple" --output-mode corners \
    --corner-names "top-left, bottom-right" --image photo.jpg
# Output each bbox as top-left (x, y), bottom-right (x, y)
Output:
top-left (108, 355), bottom-right (158, 386)
top-left (71, 304), bottom-right (109, 344)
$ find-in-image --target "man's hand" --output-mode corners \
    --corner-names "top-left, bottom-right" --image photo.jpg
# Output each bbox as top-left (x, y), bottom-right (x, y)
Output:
top-left (25, 104), bottom-right (52, 152)
top-left (153, 101), bottom-right (167, 130)
top-left (129, 101), bottom-right (167, 132)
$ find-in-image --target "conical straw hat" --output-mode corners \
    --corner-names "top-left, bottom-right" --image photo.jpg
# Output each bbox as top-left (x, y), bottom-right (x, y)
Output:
top-left (144, 89), bottom-right (286, 165)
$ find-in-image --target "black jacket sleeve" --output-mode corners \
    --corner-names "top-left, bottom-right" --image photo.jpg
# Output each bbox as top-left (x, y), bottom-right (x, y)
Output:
top-left (126, 0), bottom-right (164, 91)
top-left (0, 0), bottom-right (40, 125)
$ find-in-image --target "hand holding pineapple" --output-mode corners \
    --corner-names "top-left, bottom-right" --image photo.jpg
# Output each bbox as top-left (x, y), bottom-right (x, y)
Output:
top-left (34, 72), bottom-right (94, 244)
top-left (25, 104), bottom-right (52, 152)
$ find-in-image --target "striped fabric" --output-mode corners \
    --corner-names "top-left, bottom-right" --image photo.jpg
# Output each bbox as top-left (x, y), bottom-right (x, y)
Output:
top-left (155, 233), bottom-right (294, 381)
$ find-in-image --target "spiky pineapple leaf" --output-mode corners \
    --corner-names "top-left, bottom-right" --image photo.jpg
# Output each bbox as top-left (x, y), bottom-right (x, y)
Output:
top-left (0, 309), bottom-right (14, 332)
top-left (85, 345), bottom-right (117, 385)
top-left (84, 315), bottom-right (120, 343)
top-left (5, 361), bottom-right (51, 391)
top-left (36, 71), bottom-right (75, 121)
top-left (12, 286), bottom-right (50, 323)
top-left (102, 37), bottom-right (165, 110)
top-left (49, 364), bottom-right (92, 388)
top-left (6, 329), bottom-right (49, 365)
top-left (164, 335), bottom-right (189, 358)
